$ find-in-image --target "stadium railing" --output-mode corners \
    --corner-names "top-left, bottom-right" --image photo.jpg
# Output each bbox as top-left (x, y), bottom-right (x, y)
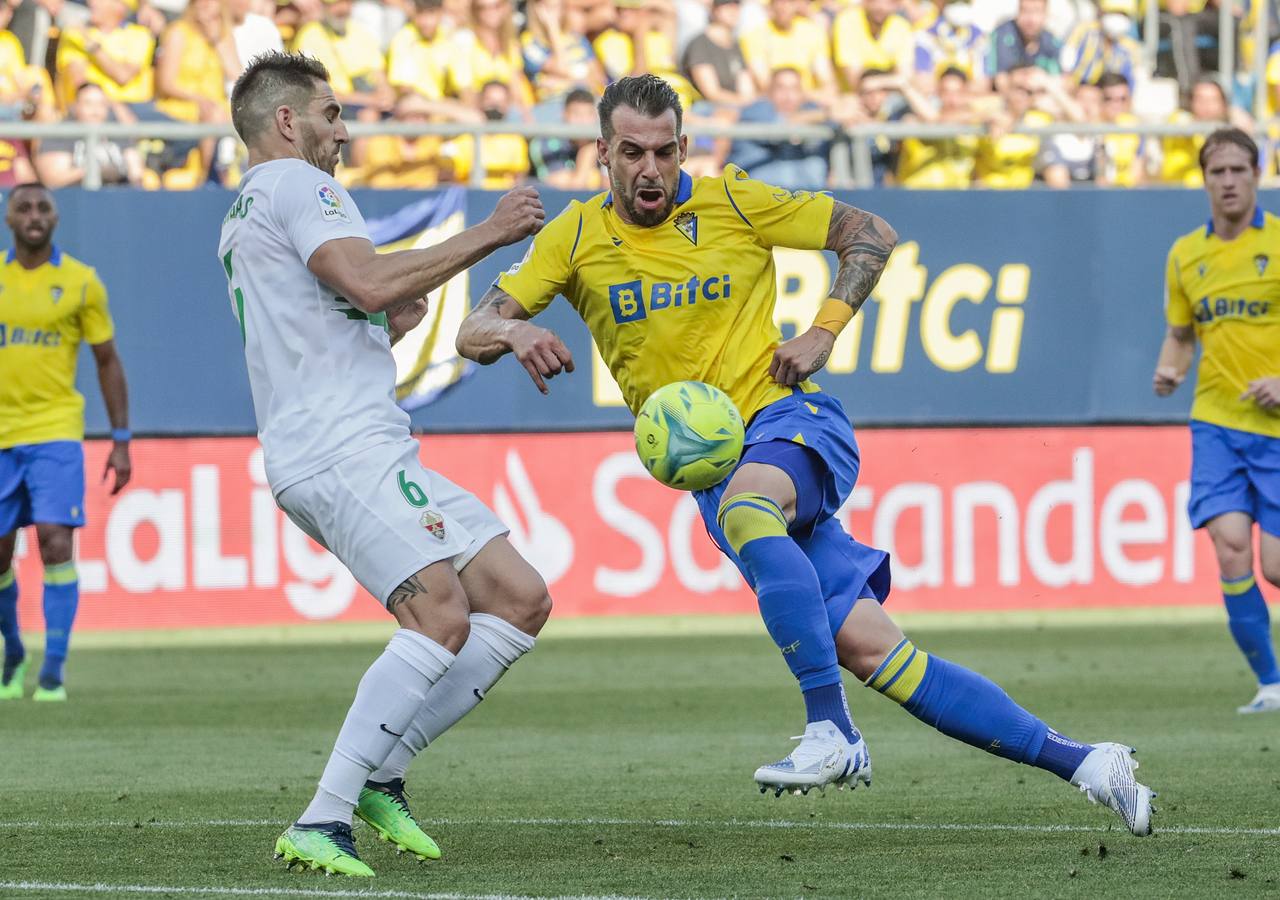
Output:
top-left (0, 118), bottom-right (1234, 191)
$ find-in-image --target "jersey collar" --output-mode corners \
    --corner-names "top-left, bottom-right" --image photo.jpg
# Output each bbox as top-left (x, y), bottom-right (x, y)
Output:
top-left (3, 245), bottom-right (62, 266)
top-left (1205, 206), bottom-right (1264, 236)
top-left (602, 170), bottom-right (694, 211)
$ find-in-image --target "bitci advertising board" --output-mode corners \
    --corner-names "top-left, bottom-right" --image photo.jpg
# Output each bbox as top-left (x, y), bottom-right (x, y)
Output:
top-left (11, 427), bottom-right (1218, 632)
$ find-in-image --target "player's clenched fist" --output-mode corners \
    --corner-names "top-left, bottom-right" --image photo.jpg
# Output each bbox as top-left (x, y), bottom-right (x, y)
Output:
top-left (1152, 366), bottom-right (1184, 396)
top-left (771, 327), bottom-right (835, 386)
top-left (510, 323), bottom-right (575, 394)
top-left (486, 186), bottom-right (546, 245)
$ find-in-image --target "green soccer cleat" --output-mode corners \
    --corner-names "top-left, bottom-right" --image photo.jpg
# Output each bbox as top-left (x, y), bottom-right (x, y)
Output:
top-left (274, 822), bottom-right (374, 877)
top-left (355, 778), bottom-right (441, 861)
top-left (32, 684), bottom-right (67, 702)
top-left (0, 660), bottom-right (26, 700)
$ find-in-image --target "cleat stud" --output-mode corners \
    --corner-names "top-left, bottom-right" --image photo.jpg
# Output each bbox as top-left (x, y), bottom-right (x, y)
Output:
top-left (273, 853), bottom-right (283, 860)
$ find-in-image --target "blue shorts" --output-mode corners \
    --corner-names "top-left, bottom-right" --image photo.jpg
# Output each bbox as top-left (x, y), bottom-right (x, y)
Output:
top-left (0, 441), bottom-right (87, 534)
top-left (693, 389), bottom-right (892, 614)
top-left (1188, 421), bottom-right (1280, 537)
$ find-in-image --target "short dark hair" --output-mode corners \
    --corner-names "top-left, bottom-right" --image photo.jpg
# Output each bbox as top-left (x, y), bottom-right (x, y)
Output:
top-left (938, 65), bottom-right (969, 84)
top-left (412, 0), bottom-right (444, 11)
top-left (230, 51), bottom-right (330, 144)
top-left (565, 87), bottom-right (596, 108)
top-left (75, 81), bottom-right (105, 99)
top-left (1097, 72), bottom-right (1129, 91)
top-left (7, 181), bottom-right (51, 204)
top-left (598, 74), bottom-right (682, 142)
top-left (1199, 126), bottom-right (1259, 171)
top-left (858, 67), bottom-right (892, 86)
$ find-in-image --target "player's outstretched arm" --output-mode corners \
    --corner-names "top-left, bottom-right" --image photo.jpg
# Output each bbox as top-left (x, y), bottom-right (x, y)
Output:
top-left (770, 201), bottom-right (898, 386)
top-left (456, 285), bottom-right (575, 394)
top-left (308, 187), bottom-right (546, 315)
top-left (1153, 324), bottom-right (1195, 396)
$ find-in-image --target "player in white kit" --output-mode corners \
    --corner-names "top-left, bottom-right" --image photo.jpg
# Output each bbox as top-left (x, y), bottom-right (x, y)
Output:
top-left (219, 52), bottom-right (556, 877)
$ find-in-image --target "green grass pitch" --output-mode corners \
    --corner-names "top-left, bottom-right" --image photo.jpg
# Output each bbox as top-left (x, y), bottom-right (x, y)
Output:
top-left (2, 613), bottom-right (1278, 899)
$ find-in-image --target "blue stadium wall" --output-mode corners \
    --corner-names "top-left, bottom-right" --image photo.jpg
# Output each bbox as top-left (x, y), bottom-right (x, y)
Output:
top-left (54, 187), bottom-right (1233, 435)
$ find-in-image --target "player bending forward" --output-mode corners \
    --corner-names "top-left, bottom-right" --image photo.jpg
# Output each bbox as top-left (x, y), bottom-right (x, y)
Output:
top-left (457, 74), bottom-right (1157, 836)
top-left (220, 51), bottom-right (551, 877)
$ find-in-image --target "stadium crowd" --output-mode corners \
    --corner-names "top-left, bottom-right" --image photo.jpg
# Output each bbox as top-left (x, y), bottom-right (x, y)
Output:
top-left (0, 0), bottom-right (1278, 189)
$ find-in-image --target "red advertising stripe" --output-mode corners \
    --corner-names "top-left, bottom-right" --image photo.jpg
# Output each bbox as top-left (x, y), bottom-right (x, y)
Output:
top-left (9, 428), bottom-right (1217, 631)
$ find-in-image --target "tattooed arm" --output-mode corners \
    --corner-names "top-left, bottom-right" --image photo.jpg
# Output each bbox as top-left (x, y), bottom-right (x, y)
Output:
top-left (455, 284), bottom-right (576, 394)
top-left (769, 201), bottom-right (899, 386)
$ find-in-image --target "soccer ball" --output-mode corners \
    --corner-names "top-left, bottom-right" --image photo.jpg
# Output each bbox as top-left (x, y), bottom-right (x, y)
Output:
top-left (634, 381), bottom-right (745, 491)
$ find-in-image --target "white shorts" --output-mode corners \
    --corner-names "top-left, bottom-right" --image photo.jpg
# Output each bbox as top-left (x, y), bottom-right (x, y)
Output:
top-left (276, 439), bottom-right (508, 606)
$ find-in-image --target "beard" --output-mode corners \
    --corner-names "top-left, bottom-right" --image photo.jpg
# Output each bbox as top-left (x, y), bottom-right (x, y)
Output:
top-left (612, 171), bottom-right (676, 227)
top-left (299, 121), bottom-right (338, 175)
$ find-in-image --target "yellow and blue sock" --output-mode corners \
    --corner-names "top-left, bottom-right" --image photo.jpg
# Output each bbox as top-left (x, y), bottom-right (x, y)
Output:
top-left (866, 638), bottom-right (1093, 782)
top-left (1222, 574), bottom-right (1280, 685)
top-left (0, 567), bottom-right (22, 681)
top-left (39, 562), bottom-right (78, 689)
top-left (719, 492), bottom-right (857, 741)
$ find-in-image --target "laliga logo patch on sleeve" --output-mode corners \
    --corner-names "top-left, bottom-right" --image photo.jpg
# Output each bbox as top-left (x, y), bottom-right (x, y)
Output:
top-left (315, 183), bottom-right (351, 223)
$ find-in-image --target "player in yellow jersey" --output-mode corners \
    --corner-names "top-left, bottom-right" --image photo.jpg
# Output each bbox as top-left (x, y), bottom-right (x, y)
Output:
top-left (457, 75), bottom-right (1156, 833)
top-left (1156, 128), bottom-right (1280, 715)
top-left (0, 183), bottom-right (132, 702)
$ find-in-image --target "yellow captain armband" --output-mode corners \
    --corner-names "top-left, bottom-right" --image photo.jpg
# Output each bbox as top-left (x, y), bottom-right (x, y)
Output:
top-left (812, 299), bottom-right (855, 338)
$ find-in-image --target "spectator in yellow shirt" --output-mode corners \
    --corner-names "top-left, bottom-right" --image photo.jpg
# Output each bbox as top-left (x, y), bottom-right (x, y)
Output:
top-left (897, 65), bottom-right (980, 187)
top-left (56, 0), bottom-right (156, 109)
top-left (351, 93), bottom-right (445, 188)
top-left (0, 0), bottom-right (56, 122)
top-left (292, 0), bottom-right (393, 117)
top-left (594, 0), bottom-right (694, 109)
top-left (1095, 70), bottom-right (1146, 186)
top-left (156, 0), bottom-right (238, 123)
top-left (739, 0), bottom-right (835, 100)
top-left (455, 0), bottom-right (534, 108)
top-left (387, 0), bottom-right (473, 109)
top-left (833, 0), bottom-right (914, 90)
top-left (1162, 76), bottom-right (1233, 187)
top-left (440, 80), bottom-right (530, 187)
top-left (975, 62), bottom-right (1058, 188)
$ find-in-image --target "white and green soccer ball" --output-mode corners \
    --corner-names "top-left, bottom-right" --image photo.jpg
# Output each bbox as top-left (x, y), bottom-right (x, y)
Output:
top-left (634, 381), bottom-right (745, 491)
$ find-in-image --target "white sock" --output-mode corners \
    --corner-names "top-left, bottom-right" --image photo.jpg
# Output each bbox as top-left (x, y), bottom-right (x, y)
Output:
top-left (370, 613), bottom-right (536, 782)
top-left (298, 629), bottom-right (454, 825)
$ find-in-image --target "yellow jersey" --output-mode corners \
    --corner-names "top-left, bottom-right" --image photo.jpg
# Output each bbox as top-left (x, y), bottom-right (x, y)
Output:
top-left (387, 22), bottom-right (467, 100)
top-left (896, 133), bottom-right (978, 187)
top-left (1165, 208), bottom-right (1280, 438)
top-left (497, 165), bottom-right (832, 419)
top-left (291, 21), bottom-right (385, 95)
top-left (831, 8), bottom-right (913, 85)
top-left (56, 24), bottom-right (156, 105)
top-left (1160, 110), bottom-right (1206, 187)
top-left (156, 19), bottom-right (228, 122)
top-left (0, 247), bottom-right (113, 447)
top-left (974, 110), bottom-right (1051, 189)
top-left (739, 17), bottom-right (830, 90)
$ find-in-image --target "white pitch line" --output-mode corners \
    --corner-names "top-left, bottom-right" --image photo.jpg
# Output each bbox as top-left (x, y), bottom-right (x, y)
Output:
top-left (0, 882), bottom-right (642, 900)
top-left (0, 816), bottom-right (1277, 837)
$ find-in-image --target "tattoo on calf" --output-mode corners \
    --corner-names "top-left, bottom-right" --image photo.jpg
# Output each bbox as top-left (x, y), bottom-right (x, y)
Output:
top-left (826, 203), bottom-right (896, 315)
top-left (387, 574), bottom-right (428, 612)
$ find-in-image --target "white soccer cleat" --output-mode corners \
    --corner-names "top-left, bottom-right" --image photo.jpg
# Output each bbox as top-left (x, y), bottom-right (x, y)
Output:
top-left (754, 720), bottom-right (872, 797)
top-left (1237, 683), bottom-right (1280, 714)
top-left (1071, 742), bottom-right (1156, 836)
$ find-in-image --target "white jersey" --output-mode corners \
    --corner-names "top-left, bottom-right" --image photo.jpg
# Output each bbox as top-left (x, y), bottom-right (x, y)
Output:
top-left (217, 157), bottom-right (411, 495)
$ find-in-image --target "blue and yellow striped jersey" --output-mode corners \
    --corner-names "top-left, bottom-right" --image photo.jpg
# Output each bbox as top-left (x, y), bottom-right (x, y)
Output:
top-left (497, 166), bottom-right (835, 420)
top-left (0, 246), bottom-right (113, 448)
top-left (1165, 208), bottom-right (1280, 438)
